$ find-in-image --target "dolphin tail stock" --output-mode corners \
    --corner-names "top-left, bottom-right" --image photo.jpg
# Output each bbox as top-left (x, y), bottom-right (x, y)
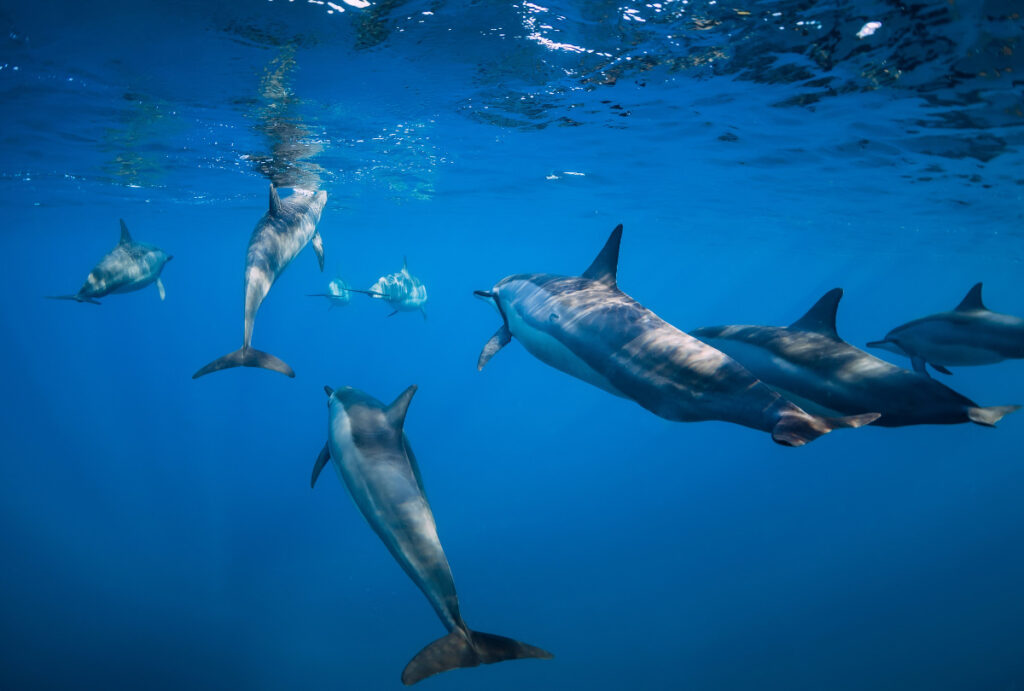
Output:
top-left (46, 294), bottom-right (101, 305)
top-left (771, 409), bottom-right (881, 447)
top-left (966, 405), bottom-right (1021, 427)
top-left (192, 346), bottom-right (295, 379)
top-left (401, 627), bottom-right (553, 686)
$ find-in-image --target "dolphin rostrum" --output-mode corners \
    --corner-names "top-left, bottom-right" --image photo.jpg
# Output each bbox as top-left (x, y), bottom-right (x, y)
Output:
top-left (48, 219), bottom-right (171, 305)
top-left (193, 184), bottom-right (327, 379)
top-left (312, 385), bottom-right (552, 685)
top-left (474, 225), bottom-right (879, 446)
top-left (867, 283), bottom-right (1024, 376)
top-left (369, 257), bottom-right (428, 318)
top-left (692, 289), bottom-right (1019, 427)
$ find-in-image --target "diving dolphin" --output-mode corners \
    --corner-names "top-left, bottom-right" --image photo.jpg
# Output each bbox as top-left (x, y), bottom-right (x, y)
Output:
top-left (312, 385), bottom-right (552, 685)
top-left (48, 219), bottom-right (171, 305)
top-left (474, 225), bottom-right (878, 446)
top-left (867, 283), bottom-right (1024, 376)
top-left (692, 289), bottom-right (1019, 427)
top-left (193, 184), bottom-right (327, 379)
top-left (369, 257), bottom-right (428, 318)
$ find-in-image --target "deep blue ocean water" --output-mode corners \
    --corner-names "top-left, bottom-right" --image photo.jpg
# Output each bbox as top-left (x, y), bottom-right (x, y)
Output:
top-left (2, 1), bottom-right (1024, 689)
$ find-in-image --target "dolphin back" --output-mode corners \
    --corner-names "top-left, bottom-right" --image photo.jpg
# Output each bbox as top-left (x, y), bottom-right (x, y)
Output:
top-left (192, 346), bottom-right (295, 379)
top-left (772, 409), bottom-right (880, 447)
top-left (401, 628), bottom-right (553, 686)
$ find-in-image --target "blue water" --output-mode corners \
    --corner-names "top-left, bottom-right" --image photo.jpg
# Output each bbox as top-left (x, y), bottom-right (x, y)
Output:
top-left (3, 1), bottom-right (1024, 688)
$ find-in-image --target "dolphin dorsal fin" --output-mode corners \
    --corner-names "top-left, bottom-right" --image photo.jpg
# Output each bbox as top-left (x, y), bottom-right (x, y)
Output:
top-left (582, 224), bottom-right (623, 287)
top-left (790, 288), bottom-right (843, 338)
top-left (386, 385), bottom-right (418, 429)
top-left (955, 283), bottom-right (986, 311)
top-left (401, 256), bottom-right (409, 275)
top-left (119, 219), bottom-right (132, 245)
top-left (269, 184), bottom-right (283, 215)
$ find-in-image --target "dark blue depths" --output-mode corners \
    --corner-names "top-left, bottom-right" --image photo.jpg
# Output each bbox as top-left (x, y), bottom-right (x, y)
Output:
top-left (1, 1), bottom-right (1024, 689)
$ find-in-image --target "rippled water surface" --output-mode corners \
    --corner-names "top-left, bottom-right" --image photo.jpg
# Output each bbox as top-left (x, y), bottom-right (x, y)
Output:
top-left (2, 2), bottom-right (1023, 689)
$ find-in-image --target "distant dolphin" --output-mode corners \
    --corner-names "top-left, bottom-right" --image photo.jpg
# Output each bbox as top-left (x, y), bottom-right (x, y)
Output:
top-left (692, 289), bottom-right (1019, 427)
top-left (312, 385), bottom-right (552, 685)
top-left (308, 278), bottom-right (353, 308)
top-left (48, 219), bottom-right (171, 305)
top-left (867, 283), bottom-right (1024, 376)
top-left (474, 225), bottom-right (878, 446)
top-left (369, 257), bottom-right (428, 318)
top-left (193, 184), bottom-right (327, 379)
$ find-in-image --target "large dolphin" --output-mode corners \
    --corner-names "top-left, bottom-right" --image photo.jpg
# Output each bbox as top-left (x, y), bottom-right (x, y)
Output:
top-left (474, 225), bottom-right (878, 446)
top-left (48, 219), bottom-right (171, 305)
top-left (867, 283), bottom-right (1024, 376)
top-left (312, 385), bottom-right (552, 685)
top-left (369, 257), bottom-right (428, 318)
top-left (193, 184), bottom-right (327, 379)
top-left (692, 289), bottom-right (1019, 427)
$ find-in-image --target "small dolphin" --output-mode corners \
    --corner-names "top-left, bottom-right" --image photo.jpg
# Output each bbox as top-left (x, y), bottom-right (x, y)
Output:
top-left (868, 283), bottom-right (1024, 376)
top-left (308, 278), bottom-right (353, 308)
top-left (692, 289), bottom-right (1019, 427)
top-left (48, 219), bottom-right (171, 305)
top-left (193, 184), bottom-right (327, 379)
top-left (474, 225), bottom-right (878, 446)
top-left (369, 257), bottom-right (428, 318)
top-left (312, 385), bottom-right (552, 685)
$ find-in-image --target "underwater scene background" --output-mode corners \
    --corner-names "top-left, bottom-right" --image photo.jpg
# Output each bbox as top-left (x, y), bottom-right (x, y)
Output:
top-left (2, 0), bottom-right (1023, 688)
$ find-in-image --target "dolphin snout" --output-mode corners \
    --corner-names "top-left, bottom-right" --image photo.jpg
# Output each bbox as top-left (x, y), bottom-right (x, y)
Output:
top-left (473, 290), bottom-right (494, 300)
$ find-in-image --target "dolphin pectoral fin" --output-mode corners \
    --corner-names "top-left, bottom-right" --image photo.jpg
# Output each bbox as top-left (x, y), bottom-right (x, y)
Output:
top-left (401, 629), bottom-right (553, 686)
top-left (477, 325), bottom-right (512, 371)
top-left (192, 347), bottom-right (295, 379)
top-left (46, 294), bottom-right (101, 305)
top-left (312, 231), bottom-right (325, 272)
top-left (910, 356), bottom-right (931, 378)
top-left (771, 410), bottom-right (880, 447)
top-left (387, 310), bottom-right (399, 317)
top-left (311, 443), bottom-right (331, 488)
top-left (156, 278), bottom-right (166, 301)
top-left (420, 307), bottom-right (427, 321)
top-left (931, 363), bottom-right (953, 375)
top-left (966, 405), bottom-right (1021, 427)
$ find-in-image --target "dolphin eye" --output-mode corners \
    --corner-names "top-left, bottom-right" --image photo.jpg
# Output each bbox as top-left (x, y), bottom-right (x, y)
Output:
top-left (550, 312), bottom-right (560, 322)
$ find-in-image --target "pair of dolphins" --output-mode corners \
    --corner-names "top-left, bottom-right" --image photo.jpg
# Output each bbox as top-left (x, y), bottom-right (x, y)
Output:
top-left (308, 258), bottom-right (429, 317)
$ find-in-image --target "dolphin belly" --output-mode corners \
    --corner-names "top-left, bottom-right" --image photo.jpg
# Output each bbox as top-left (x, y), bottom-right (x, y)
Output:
top-left (504, 304), bottom-right (627, 398)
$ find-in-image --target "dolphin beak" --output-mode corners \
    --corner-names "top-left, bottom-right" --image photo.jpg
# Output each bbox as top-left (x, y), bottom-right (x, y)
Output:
top-left (474, 290), bottom-right (494, 301)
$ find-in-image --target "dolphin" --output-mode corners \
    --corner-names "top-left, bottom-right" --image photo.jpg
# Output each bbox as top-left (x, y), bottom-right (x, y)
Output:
top-left (474, 225), bottom-right (879, 446)
top-left (47, 219), bottom-right (171, 305)
top-left (369, 257), bottom-right (428, 318)
top-left (692, 289), bottom-right (1020, 427)
top-left (312, 385), bottom-right (552, 685)
top-left (307, 277), bottom-right (353, 308)
top-left (193, 184), bottom-right (327, 379)
top-left (867, 283), bottom-right (1024, 376)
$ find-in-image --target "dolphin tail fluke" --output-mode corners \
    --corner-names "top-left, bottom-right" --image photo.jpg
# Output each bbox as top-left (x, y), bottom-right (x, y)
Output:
top-left (772, 410), bottom-right (880, 447)
top-left (401, 629), bottom-right (552, 686)
top-left (966, 405), bottom-right (1021, 427)
top-left (192, 347), bottom-right (295, 379)
top-left (46, 294), bottom-right (101, 305)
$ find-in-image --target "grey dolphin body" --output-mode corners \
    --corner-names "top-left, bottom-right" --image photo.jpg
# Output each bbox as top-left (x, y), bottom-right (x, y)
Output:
top-left (48, 220), bottom-right (171, 305)
top-left (369, 257), bottom-right (428, 318)
top-left (193, 184), bottom-right (327, 379)
top-left (867, 283), bottom-right (1024, 376)
top-left (475, 225), bottom-right (878, 446)
top-left (307, 277), bottom-right (353, 308)
top-left (692, 289), bottom-right (1019, 427)
top-left (311, 385), bottom-right (552, 685)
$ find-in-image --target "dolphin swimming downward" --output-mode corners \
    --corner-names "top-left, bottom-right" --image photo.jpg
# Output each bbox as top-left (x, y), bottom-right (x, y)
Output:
top-left (312, 385), bottom-right (552, 685)
top-left (692, 289), bottom-right (1019, 427)
top-left (867, 283), bottom-right (1024, 376)
top-left (474, 225), bottom-right (879, 446)
top-left (48, 219), bottom-right (171, 305)
top-left (193, 184), bottom-right (327, 379)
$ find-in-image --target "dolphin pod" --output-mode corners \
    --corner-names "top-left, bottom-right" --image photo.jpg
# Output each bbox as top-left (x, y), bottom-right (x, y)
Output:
top-left (48, 219), bottom-right (172, 305)
top-left (312, 385), bottom-right (552, 685)
top-left (868, 283), bottom-right (1024, 376)
top-left (692, 289), bottom-right (1020, 427)
top-left (193, 184), bottom-right (327, 379)
top-left (474, 225), bottom-right (879, 446)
